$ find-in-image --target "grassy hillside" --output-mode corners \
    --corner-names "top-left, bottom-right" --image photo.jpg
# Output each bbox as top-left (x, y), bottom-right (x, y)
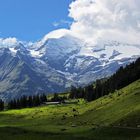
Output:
top-left (0, 80), bottom-right (140, 140)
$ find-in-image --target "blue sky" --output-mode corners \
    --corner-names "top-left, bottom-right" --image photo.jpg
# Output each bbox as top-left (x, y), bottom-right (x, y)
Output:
top-left (0, 0), bottom-right (73, 41)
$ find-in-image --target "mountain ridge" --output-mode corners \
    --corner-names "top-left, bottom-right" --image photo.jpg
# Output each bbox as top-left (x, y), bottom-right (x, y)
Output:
top-left (0, 30), bottom-right (140, 101)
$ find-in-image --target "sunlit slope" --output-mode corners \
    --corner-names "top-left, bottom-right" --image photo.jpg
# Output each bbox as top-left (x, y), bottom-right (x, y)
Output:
top-left (0, 80), bottom-right (140, 140)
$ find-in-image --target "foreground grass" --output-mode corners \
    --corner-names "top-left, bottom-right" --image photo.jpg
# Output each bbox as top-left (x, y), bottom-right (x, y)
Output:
top-left (0, 80), bottom-right (140, 140)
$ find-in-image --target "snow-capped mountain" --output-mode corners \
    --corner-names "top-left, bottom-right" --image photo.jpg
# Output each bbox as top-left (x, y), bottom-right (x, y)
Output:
top-left (0, 29), bottom-right (140, 101)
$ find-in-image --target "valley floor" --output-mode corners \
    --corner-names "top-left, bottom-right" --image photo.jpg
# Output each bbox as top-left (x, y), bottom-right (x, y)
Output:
top-left (0, 80), bottom-right (140, 140)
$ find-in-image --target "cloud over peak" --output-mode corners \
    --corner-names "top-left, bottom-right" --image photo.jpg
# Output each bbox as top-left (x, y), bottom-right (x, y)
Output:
top-left (0, 37), bottom-right (19, 47)
top-left (68, 0), bottom-right (140, 44)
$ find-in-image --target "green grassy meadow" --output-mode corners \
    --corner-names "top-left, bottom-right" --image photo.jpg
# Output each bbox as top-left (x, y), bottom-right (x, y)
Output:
top-left (0, 80), bottom-right (140, 140)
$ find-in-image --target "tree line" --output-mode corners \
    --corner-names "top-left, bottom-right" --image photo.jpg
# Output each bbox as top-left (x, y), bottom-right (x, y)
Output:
top-left (50, 93), bottom-right (67, 102)
top-left (8, 94), bottom-right (47, 109)
top-left (69, 57), bottom-right (140, 101)
top-left (7, 93), bottom-right (67, 110)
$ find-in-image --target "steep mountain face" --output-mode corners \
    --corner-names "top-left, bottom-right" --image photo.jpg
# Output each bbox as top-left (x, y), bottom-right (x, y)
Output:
top-left (0, 47), bottom-right (73, 101)
top-left (0, 30), bottom-right (140, 101)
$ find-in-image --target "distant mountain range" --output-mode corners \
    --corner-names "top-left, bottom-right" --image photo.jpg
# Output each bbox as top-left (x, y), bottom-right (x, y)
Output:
top-left (0, 29), bottom-right (140, 101)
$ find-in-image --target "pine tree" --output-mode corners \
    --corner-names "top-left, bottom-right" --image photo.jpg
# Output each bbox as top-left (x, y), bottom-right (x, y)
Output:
top-left (0, 99), bottom-right (4, 111)
top-left (28, 96), bottom-right (33, 107)
top-left (40, 94), bottom-right (47, 103)
top-left (69, 86), bottom-right (77, 99)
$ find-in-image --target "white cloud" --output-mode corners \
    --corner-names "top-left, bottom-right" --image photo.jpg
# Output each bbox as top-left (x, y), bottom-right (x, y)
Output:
top-left (34, 29), bottom-right (73, 47)
top-left (52, 20), bottom-right (72, 27)
top-left (68, 0), bottom-right (140, 44)
top-left (43, 29), bottom-right (72, 40)
top-left (53, 22), bottom-right (60, 27)
top-left (0, 37), bottom-right (18, 47)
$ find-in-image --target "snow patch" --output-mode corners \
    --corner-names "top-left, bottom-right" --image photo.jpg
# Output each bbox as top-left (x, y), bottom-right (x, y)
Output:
top-left (9, 48), bottom-right (17, 54)
top-left (30, 50), bottom-right (43, 58)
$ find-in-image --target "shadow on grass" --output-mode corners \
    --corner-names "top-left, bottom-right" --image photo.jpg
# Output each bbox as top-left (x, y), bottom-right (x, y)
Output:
top-left (0, 126), bottom-right (89, 140)
top-left (88, 126), bottom-right (140, 139)
top-left (0, 126), bottom-right (140, 140)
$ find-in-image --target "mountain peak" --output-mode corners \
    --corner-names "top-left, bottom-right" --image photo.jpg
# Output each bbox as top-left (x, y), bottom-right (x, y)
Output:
top-left (0, 31), bottom-right (140, 101)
